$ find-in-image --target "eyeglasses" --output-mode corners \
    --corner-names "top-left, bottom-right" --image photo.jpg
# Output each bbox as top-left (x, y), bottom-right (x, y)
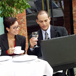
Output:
top-left (12, 26), bottom-right (20, 29)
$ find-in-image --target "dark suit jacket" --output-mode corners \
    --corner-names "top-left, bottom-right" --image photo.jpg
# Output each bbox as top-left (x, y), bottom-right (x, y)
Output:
top-left (27, 25), bottom-right (68, 58)
top-left (0, 33), bottom-right (26, 55)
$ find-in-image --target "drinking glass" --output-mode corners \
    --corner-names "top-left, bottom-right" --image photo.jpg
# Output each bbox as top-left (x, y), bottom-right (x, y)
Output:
top-left (32, 32), bottom-right (39, 47)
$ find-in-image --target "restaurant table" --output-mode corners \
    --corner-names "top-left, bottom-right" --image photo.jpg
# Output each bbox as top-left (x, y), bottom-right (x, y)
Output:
top-left (0, 55), bottom-right (53, 76)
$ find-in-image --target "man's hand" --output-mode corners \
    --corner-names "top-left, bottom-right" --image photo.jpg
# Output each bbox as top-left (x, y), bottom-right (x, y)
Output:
top-left (30, 37), bottom-right (38, 49)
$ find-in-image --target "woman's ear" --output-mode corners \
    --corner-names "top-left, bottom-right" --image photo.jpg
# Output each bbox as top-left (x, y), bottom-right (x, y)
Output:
top-left (6, 27), bottom-right (9, 32)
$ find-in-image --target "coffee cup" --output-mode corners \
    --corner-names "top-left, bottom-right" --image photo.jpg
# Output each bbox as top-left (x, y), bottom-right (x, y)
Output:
top-left (14, 46), bottom-right (21, 53)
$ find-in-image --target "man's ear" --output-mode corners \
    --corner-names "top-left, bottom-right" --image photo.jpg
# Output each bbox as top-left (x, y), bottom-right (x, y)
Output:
top-left (36, 19), bottom-right (39, 24)
top-left (6, 27), bottom-right (9, 32)
top-left (49, 17), bottom-right (51, 21)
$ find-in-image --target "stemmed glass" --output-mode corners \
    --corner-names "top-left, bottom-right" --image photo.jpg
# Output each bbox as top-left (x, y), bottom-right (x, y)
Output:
top-left (32, 32), bottom-right (39, 47)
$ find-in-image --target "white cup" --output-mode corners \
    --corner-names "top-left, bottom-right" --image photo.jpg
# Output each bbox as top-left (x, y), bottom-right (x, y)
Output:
top-left (15, 46), bottom-right (21, 52)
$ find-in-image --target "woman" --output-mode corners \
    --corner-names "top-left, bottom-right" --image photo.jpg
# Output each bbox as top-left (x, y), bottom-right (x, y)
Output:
top-left (0, 17), bottom-right (26, 56)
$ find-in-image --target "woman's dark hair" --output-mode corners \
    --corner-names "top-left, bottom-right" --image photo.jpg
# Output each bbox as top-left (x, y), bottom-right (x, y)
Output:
top-left (3, 17), bottom-right (17, 33)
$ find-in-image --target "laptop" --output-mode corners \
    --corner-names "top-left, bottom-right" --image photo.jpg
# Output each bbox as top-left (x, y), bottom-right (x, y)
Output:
top-left (41, 34), bottom-right (76, 72)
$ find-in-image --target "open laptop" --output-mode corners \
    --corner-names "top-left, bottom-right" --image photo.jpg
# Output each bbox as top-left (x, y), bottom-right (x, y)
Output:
top-left (41, 34), bottom-right (76, 72)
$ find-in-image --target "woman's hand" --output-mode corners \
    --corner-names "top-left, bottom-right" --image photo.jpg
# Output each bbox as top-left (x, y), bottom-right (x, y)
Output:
top-left (7, 47), bottom-right (15, 54)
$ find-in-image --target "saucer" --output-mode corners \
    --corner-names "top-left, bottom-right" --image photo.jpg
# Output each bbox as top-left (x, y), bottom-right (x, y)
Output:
top-left (0, 56), bottom-right (12, 62)
top-left (14, 50), bottom-right (24, 54)
top-left (12, 55), bottom-right (37, 62)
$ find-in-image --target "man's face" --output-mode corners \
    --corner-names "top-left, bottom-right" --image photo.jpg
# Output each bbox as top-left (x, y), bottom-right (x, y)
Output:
top-left (36, 13), bottom-right (51, 31)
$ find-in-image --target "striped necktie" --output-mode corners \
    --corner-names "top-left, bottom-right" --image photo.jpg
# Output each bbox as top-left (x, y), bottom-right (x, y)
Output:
top-left (45, 31), bottom-right (49, 40)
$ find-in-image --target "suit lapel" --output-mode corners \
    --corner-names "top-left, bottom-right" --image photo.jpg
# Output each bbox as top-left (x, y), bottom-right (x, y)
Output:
top-left (51, 25), bottom-right (57, 38)
top-left (16, 35), bottom-right (21, 46)
top-left (2, 34), bottom-right (9, 50)
top-left (38, 29), bottom-right (43, 43)
top-left (1, 34), bottom-right (21, 51)
top-left (38, 25), bottom-right (57, 40)
top-left (38, 26), bottom-right (57, 39)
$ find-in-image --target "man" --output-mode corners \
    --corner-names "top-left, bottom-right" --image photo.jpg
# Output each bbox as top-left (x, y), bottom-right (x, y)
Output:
top-left (27, 10), bottom-right (68, 76)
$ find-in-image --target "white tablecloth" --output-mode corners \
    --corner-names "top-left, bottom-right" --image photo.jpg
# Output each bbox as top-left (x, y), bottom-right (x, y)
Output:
top-left (0, 55), bottom-right (53, 76)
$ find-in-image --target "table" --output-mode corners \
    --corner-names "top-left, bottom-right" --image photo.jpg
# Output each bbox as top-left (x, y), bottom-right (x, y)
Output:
top-left (0, 55), bottom-right (53, 76)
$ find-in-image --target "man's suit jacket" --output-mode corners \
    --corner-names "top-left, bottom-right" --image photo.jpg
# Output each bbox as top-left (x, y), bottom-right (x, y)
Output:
top-left (27, 25), bottom-right (68, 58)
top-left (0, 33), bottom-right (26, 55)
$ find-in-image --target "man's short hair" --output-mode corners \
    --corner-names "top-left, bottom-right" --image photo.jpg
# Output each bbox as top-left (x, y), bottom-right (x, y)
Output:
top-left (36, 10), bottom-right (49, 19)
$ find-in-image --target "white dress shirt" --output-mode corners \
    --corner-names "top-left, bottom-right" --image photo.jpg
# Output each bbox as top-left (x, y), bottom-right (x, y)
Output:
top-left (41, 25), bottom-right (51, 40)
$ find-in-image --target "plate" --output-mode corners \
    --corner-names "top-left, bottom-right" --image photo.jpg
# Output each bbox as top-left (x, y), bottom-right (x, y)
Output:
top-left (14, 50), bottom-right (24, 54)
top-left (12, 55), bottom-right (37, 62)
top-left (0, 56), bottom-right (12, 62)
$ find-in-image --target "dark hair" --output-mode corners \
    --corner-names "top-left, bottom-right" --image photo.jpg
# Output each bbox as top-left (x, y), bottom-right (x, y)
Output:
top-left (3, 17), bottom-right (17, 33)
top-left (36, 10), bottom-right (49, 19)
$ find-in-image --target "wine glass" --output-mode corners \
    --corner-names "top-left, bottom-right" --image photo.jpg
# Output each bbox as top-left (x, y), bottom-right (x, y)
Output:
top-left (32, 32), bottom-right (39, 47)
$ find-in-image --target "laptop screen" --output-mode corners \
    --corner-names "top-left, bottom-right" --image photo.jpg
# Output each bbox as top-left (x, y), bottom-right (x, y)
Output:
top-left (41, 34), bottom-right (76, 71)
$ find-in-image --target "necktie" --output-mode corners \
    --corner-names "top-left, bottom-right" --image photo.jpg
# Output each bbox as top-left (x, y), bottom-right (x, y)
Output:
top-left (45, 32), bottom-right (49, 40)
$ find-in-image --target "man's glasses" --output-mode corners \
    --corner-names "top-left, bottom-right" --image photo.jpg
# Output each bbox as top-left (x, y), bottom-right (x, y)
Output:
top-left (12, 26), bottom-right (20, 29)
